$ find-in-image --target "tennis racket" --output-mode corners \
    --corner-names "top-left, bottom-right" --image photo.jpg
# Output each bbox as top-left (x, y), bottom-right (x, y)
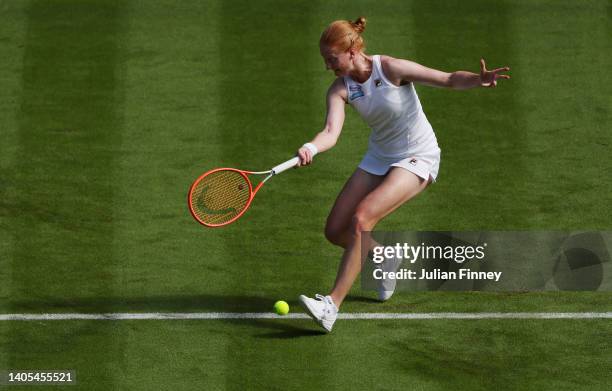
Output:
top-left (188, 156), bottom-right (300, 227)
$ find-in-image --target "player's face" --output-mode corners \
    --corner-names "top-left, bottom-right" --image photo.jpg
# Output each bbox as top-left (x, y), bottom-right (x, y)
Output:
top-left (320, 45), bottom-right (352, 76)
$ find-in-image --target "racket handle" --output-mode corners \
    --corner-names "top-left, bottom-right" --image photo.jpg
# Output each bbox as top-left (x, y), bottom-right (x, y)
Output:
top-left (271, 157), bottom-right (300, 175)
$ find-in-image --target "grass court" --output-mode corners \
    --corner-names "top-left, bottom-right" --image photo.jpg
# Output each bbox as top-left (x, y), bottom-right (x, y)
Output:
top-left (0, 0), bottom-right (610, 389)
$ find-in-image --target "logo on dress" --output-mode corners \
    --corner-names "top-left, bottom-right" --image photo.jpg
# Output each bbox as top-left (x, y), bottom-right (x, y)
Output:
top-left (375, 79), bottom-right (382, 87)
top-left (349, 85), bottom-right (365, 101)
top-left (409, 158), bottom-right (418, 166)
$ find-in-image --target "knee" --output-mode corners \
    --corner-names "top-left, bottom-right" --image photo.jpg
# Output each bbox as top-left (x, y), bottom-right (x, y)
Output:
top-left (350, 207), bottom-right (378, 234)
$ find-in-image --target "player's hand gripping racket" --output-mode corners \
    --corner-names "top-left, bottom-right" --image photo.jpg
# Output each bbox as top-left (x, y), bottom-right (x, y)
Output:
top-left (188, 156), bottom-right (300, 227)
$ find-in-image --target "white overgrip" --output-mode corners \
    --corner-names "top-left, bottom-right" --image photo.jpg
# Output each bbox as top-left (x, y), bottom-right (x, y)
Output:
top-left (271, 156), bottom-right (300, 175)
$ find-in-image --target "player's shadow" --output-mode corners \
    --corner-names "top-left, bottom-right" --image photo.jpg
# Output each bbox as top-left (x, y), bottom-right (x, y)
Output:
top-left (344, 294), bottom-right (379, 303)
top-left (232, 319), bottom-right (326, 339)
top-left (10, 294), bottom-right (280, 313)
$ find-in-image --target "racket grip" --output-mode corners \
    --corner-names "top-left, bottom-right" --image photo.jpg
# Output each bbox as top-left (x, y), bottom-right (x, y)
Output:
top-left (272, 157), bottom-right (300, 175)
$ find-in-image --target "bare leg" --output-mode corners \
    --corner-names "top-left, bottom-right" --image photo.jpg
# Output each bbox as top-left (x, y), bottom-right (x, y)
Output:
top-left (329, 168), bottom-right (430, 307)
top-left (324, 168), bottom-right (385, 248)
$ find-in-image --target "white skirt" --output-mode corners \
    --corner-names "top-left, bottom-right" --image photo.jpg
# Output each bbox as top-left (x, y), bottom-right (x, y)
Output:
top-left (358, 147), bottom-right (441, 182)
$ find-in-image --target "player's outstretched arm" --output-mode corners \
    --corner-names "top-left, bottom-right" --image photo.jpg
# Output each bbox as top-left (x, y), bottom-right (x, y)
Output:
top-left (297, 78), bottom-right (347, 166)
top-left (382, 56), bottom-right (510, 90)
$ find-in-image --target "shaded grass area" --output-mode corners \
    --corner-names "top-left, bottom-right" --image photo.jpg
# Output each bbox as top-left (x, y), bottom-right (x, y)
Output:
top-left (0, 0), bottom-right (29, 376)
top-left (3, 0), bottom-right (126, 388)
top-left (509, 0), bottom-right (612, 228)
top-left (216, 0), bottom-right (328, 303)
top-left (1, 319), bottom-right (610, 390)
top-left (111, 0), bottom-right (228, 302)
top-left (5, 0), bottom-right (124, 306)
top-left (407, 0), bottom-right (530, 230)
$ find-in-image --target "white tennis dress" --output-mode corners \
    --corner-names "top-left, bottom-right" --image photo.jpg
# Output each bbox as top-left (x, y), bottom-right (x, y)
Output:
top-left (344, 55), bottom-right (441, 181)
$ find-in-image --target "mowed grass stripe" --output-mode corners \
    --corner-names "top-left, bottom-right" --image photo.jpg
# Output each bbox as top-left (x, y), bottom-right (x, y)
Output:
top-left (116, 0), bottom-right (227, 388)
top-left (0, 2), bottom-right (26, 298)
top-left (511, 0), bottom-right (612, 228)
top-left (114, 0), bottom-right (227, 303)
top-left (9, 0), bottom-right (125, 389)
top-left (11, 0), bottom-right (123, 304)
top-left (218, 2), bottom-right (326, 390)
top-left (0, 0), bottom-right (29, 377)
top-left (407, 0), bottom-right (528, 230)
top-left (216, 1), bottom-right (329, 300)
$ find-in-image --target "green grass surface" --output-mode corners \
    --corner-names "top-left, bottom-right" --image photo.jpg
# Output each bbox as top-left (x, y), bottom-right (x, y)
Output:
top-left (2, 319), bottom-right (611, 390)
top-left (0, 0), bottom-right (610, 390)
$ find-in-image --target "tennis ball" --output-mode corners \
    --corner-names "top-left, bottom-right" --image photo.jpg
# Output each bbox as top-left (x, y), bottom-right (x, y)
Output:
top-left (273, 300), bottom-right (289, 315)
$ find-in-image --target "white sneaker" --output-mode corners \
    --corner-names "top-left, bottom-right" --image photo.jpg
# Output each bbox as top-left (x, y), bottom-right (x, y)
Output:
top-left (375, 256), bottom-right (403, 301)
top-left (299, 294), bottom-right (338, 333)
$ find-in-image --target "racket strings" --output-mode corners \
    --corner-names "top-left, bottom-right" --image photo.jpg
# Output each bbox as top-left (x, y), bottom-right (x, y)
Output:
top-left (190, 170), bottom-right (251, 225)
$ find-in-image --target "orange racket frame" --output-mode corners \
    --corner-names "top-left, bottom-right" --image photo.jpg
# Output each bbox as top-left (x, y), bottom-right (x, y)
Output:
top-left (188, 157), bottom-right (299, 227)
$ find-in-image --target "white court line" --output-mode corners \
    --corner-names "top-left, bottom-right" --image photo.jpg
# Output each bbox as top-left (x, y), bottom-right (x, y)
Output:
top-left (0, 312), bottom-right (610, 321)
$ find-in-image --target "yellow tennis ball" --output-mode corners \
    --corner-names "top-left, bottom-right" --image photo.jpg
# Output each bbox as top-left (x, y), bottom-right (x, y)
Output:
top-left (273, 300), bottom-right (289, 315)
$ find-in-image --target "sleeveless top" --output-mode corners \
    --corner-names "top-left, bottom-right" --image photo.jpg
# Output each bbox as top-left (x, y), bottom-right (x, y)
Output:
top-left (343, 55), bottom-right (439, 159)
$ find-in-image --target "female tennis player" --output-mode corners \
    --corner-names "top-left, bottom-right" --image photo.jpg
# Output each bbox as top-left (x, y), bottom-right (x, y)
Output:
top-left (297, 17), bottom-right (510, 332)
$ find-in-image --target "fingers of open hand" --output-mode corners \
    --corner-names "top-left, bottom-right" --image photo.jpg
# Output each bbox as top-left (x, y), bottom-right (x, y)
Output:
top-left (481, 58), bottom-right (511, 85)
top-left (489, 69), bottom-right (511, 87)
top-left (481, 60), bottom-right (511, 87)
top-left (491, 67), bottom-right (511, 83)
top-left (492, 66), bottom-right (510, 73)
